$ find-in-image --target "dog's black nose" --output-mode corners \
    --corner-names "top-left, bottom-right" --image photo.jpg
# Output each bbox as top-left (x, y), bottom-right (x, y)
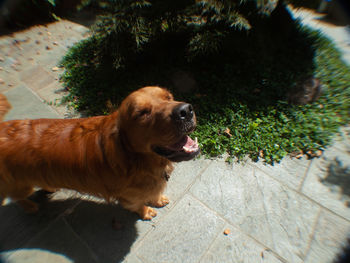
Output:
top-left (172, 103), bottom-right (194, 121)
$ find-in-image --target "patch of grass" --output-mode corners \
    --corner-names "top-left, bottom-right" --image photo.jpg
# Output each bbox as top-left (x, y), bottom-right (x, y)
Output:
top-left (60, 22), bottom-right (350, 164)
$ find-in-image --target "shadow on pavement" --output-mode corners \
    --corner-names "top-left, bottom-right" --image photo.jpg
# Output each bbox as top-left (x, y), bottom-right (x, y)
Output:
top-left (321, 158), bottom-right (350, 205)
top-left (0, 191), bottom-right (139, 263)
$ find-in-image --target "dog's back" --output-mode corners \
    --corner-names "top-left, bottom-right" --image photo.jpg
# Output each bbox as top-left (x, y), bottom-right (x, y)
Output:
top-left (0, 94), bottom-right (11, 122)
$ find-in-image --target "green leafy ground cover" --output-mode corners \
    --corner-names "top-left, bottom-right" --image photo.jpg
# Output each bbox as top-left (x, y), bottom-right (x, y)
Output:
top-left (60, 20), bottom-right (350, 164)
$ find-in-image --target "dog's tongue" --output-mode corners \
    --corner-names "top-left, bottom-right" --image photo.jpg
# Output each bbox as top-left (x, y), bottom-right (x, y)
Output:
top-left (169, 136), bottom-right (198, 153)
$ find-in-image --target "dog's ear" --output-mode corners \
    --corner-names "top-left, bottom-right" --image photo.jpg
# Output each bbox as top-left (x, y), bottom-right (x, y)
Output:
top-left (0, 94), bottom-right (11, 122)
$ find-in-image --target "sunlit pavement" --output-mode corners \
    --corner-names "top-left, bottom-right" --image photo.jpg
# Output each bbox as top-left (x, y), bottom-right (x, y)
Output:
top-left (0, 8), bottom-right (349, 263)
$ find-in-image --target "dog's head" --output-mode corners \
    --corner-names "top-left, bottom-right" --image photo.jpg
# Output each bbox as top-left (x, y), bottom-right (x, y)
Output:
top-left (118, 86), bottom-right (200, 162)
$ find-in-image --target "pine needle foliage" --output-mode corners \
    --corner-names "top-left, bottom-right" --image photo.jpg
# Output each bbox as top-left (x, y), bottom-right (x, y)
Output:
top-left (77, 0), bottom-right (257, 70)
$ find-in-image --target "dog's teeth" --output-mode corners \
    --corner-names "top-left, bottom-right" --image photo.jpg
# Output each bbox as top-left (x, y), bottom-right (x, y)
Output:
top-left (183, 146), bottom-right (190, 152)
top-left (183, 146), bottom-right (194, 153)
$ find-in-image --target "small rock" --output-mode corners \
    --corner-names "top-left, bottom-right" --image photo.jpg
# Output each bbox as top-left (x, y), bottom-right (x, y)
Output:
top-left (46, 46), bottom-right (51, 50)
top-left (28, 57), bottom-right (34, 61)
top-left (53, 41), bottom-right (58, 46)
top-left (0, 78), bottom-right (4, 84)
top-left (36, 51), bottom-right (40, 55)
top-left (52, 66), bottom-right (59, 71)
top-left (38, 32), bottom-right (43, 35)
top-left (0, 56), bottom-right (4, 62)
top-left (47, 32), bottom-right (52, 36)
top-left (35, 40), bottom-right (40, 44)
top-left (0, 67), bottom-right (3, 71)
top-left (223, 228), bottom-right (231, 235)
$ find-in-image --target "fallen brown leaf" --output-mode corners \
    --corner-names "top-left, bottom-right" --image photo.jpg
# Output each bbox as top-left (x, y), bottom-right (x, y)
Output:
top-left (223, 228), bottom-right (230, 235)
top-left (224, 128), bottom-right (232, 138)
top-left (296, 153), bottom-right (303, 159)
top-left (315, 150), bottom-right (323, 157)
top-left (259, 150), bottom-right (264, 158)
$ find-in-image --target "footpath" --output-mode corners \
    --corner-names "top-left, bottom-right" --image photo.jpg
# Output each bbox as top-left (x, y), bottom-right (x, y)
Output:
top-left (0, 8), bottom-right (349, 263)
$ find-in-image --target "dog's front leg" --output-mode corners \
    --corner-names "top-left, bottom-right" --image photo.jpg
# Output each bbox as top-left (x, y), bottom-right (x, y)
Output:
top-left (148, 194), bottom-right (169, 208)
top-left (119, 198), bottom-right (157, 220)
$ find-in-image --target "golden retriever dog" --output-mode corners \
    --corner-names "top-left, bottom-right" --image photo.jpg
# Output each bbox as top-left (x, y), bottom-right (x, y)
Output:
top-left (0, 86), bottom-right (200, 220)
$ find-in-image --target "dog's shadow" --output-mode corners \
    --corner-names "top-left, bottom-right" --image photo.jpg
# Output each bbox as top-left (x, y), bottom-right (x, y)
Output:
top-left (0, 191), bottom-right (139, 263)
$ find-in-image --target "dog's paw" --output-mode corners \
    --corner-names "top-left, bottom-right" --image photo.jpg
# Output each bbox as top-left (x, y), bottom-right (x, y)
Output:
top-left (141, 206), bottom-right (157, 220)
top-left (151, 195), bottom-right (169, 208)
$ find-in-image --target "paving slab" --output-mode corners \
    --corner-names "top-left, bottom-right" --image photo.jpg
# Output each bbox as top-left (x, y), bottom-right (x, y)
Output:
top-left (16, 218), bottom-right (98, 263)
top-left (200, 223), bottom-right (286, 263)
top-left (0, 196), bottom-right (79, 252)
top-left (1, 249), bottom-right (73, 263)
top-left (332, 126), bottom-right (350, 154)
top-left (164, 158), bottom-right (211, 208)
top-left (136, 194), bottom-right (225, 263)
top-left (301, 145), bottom-right (350, 220)
top-left (251, 155), bottom-right (311, 191)
top-left (304, 209), bottom-right (350, 263)
top-left (121, 254), bottom-right (143, 263)
top-left (190, 159), bottom-right (320, 263)
top-left (3, 85), bottom-right (59, 120)
top-left (64, 200), bottom-right (149, 263)
top-left (19, 65), bottom-right (56, 92)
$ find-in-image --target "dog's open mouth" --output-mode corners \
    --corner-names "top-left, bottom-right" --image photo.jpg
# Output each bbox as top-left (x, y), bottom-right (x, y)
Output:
top-left (152, 135), bottom-right (200, 162)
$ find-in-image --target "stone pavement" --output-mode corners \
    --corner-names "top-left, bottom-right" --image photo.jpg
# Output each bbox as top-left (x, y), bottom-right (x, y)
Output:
top-left (0, 8), bottom-right (350, 263)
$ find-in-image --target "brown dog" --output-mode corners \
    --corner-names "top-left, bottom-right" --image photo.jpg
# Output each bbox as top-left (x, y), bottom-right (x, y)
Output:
top-left (0, 86), bottom-right (200, 220)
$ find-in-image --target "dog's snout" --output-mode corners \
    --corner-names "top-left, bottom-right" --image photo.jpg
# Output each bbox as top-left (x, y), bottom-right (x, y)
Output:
top-left (172, 103), bottom-right (194, 121)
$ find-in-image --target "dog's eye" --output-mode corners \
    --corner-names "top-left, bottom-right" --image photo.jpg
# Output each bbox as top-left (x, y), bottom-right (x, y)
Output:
top-left (138, 109), bottom-right (151, 117)
top-left (166, 95), bottom-right (172, 101)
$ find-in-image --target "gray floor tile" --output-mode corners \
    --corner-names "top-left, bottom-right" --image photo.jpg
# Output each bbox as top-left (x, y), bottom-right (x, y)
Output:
top-left (332, 126), bottom-right (350, 154)
top-left (122, 254), bottom-right (143, 263)
top-left (201, 223), bottom-right (286, 263)
top-left (164, 157), bottom-right (211, 208)
top-left (1, 249), bottom-right (72, 263)
top-left (190, 160), bottom-right (320, 263)
top-left (3, 85), bottom-right (59, 120)
top-left (19, 65), bottom-right (55, 91)
top-left (0, 194), bottom-right (79, 252)
top-left (251, 155), bottom-right (311, 191)
top-left (305, 209), bottom-right (350, 263)
top-left (301, 146), bottom-right (350, 220)
top-left (19, 218), bottom-right (97, 263)
top-left (136, 194), bottom-right (225, 263)
top-left (64, 200), bottom-right (151, 263)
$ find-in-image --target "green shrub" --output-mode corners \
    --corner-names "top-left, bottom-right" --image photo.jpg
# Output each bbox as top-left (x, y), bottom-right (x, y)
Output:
top-left (60, 0), bottom-right (350, 163)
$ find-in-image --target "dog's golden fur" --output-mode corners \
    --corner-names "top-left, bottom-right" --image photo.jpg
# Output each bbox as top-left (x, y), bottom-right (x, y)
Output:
top-left (0, 86), bottom-right (198, 220)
